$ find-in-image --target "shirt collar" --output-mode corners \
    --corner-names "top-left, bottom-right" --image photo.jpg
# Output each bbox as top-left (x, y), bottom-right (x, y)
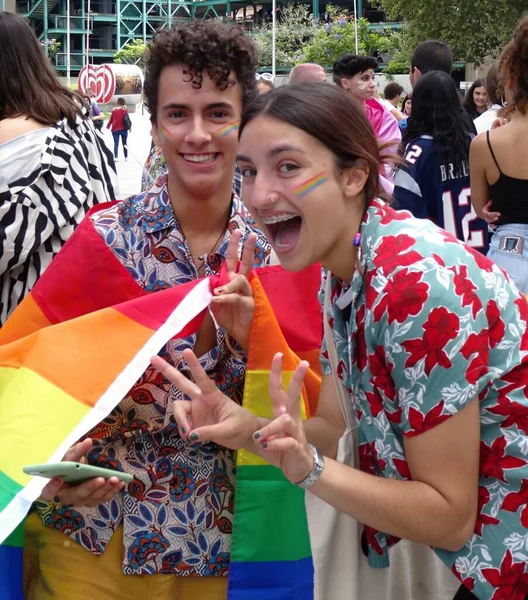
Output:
top-left (139, 174), bottom-right (255, 262)
top-left (333, 197), bottom-right (386, 309)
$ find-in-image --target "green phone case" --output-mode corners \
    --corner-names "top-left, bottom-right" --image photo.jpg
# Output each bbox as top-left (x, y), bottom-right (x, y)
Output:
top-left (23, 461), bottom-right (133, 484)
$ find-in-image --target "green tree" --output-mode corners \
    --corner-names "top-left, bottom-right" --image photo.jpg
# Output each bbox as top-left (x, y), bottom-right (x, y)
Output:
top-left (47, 40), bottom-right (61, 64)
top-left (253, 4), bottom-right (317, 68)
top-left (114, 39), bottom-right (147, 69)
top-left (374, 0), bottom-right (528, 66)
top-left (302, 7), bottom-right (402, 68)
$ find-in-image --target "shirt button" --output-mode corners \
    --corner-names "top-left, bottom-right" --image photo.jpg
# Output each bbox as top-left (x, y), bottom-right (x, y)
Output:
top-left (365, 416), bottom-right (373, 425)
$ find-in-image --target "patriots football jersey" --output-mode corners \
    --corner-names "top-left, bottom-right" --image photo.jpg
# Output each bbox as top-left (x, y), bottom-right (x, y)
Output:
top-left (394, 135), bottom-right (489, 254)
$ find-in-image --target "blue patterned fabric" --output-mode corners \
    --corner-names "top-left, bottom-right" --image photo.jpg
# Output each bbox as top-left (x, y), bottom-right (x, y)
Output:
top-left (35, 174), bottom-right (271, 576)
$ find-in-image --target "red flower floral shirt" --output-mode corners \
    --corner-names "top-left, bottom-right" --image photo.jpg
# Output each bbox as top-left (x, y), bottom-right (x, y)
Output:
top-left (321, 198), bottom-right (528, 600)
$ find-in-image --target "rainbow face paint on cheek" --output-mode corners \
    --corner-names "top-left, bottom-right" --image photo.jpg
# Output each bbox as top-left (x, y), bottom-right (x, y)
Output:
top-left (158, 123), bottom-right (175, 141)
top-left (292, 172), bottom-right (328, 198)
top-left (218, 122), bottom-right (240, 137)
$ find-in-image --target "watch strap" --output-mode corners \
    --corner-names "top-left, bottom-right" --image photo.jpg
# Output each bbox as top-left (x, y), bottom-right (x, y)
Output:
top-left (295, 444), bottom-right (324, 490)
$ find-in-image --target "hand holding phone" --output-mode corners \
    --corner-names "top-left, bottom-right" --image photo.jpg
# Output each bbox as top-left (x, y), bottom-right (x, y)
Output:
top-left (24, 462), bottom-right (133, 484)
top-left (38, 438), bottom-right (127, 508)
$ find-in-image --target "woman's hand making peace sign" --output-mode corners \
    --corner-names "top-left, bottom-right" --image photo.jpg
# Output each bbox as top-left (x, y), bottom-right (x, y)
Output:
top-left (151, 350), bottom-right (314, 483)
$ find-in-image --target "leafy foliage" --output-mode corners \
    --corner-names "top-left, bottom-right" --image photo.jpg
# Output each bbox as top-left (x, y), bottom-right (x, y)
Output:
top-left (252, 4), bottom-right (316, 68)
top-left (114, 39), bottom-right (148, 68)
top-left (375, 0), bottom-right (528, 66)
top-left (302, 7), bottom-right (403, 68)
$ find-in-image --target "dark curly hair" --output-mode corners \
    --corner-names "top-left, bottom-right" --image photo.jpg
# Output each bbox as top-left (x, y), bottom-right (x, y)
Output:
top-left (383, 81), bottom-right (404, 102)
top-left (499, 15), bottom-right (528, 115)
top-left (144, 20), bottom-right (258, 123)
top-left (332, 54), bottom-right (378, 86)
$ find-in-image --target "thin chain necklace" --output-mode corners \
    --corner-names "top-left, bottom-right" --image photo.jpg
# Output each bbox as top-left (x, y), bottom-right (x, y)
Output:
top-left (195, 224), bottom-right (229, 275)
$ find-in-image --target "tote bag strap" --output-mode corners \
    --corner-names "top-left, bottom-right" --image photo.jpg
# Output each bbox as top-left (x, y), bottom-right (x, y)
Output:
top-left (323, 273), bottom-right (356, 430)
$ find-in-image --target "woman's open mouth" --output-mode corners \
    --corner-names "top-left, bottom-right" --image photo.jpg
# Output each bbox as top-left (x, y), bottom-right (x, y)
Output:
top-left (261, 213), bottom-right (303, 253)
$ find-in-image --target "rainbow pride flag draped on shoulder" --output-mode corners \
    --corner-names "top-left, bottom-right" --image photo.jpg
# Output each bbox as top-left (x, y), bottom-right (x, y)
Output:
top-left (0, 203), bottom-right (322, 600)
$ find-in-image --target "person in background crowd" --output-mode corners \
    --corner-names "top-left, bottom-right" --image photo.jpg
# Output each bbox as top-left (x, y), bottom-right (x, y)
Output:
top-left (82, 94), bottom-right (105, 131)
top-left (333, 53), bottom-right (401, 193)
top-left (403, 93), bottom-right (412, 116)
top-left (255, 72), bottom-right (275, 94)
top-left (410, 40), bottom-right (453, 87)
top-left (107, 97), bottom-right (130, 160)
top-left (158, 81), bottom-right (528, 600)
top-left (408, 40), bottom-right (477, 136)
top-left (289, 62), bottom-right (327, 84)
top-left (26, 20), bottom-right (271, 600)
top-left (383, 81), bottom-right (404, 108)
top-left (463, 79), bottom-right (488, 120)
top-left (85, 87), bottom-right (99, 112)
top-left (394, 70), bottom-right (488, 254)
top-left (333, 54), bottom-right (401, 146)
top-left (0, 11), bottom-right (117, 326)
top-left (474, 63), bottom-right (502, 134)
top-left (470, 16), bottom-right (528, 292)
top-left (379, 82), bottom-right (406, 121)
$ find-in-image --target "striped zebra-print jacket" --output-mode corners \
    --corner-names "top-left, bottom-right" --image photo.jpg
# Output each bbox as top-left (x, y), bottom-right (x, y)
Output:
top-left (0, 116), bottom-right (118, 325)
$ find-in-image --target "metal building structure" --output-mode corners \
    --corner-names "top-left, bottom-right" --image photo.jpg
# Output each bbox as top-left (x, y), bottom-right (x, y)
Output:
top-left (9, 0), bottom-right (392, 74)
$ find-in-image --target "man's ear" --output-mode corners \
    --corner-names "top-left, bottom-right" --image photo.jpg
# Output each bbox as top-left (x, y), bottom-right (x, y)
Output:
top-left (341, 77), bottom-right (351, 91)
top-left (151, 123), bottom-right (161, 148)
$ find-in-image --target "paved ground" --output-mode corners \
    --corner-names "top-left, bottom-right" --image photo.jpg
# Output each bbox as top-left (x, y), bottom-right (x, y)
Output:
top-left (99, 106), bottom-right (154, 199)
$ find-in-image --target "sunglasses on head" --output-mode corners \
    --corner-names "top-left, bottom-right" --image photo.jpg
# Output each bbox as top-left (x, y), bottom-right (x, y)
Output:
top-left (256, 73), bottom-right (274, 82)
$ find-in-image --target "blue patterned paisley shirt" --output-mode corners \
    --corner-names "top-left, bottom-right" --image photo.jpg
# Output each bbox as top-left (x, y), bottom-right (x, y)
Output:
top-left (36, 174), bottom-right (271, 576)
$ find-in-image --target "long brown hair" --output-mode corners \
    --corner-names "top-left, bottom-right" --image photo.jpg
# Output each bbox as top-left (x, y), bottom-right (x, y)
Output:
top-left (499, 15), bottom-right (528, 115)
top-left (239, 82), bottom-right (390, 203)
top-left (0, 12), bottom-right (84, 126)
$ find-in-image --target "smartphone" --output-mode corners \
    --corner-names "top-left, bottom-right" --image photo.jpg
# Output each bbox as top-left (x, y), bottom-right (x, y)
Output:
top-left (23, 462), bottom-right (133, 484)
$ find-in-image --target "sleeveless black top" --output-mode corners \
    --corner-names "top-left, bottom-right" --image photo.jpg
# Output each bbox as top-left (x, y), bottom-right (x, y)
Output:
top-left (487, 130), bottom-right (528, 226)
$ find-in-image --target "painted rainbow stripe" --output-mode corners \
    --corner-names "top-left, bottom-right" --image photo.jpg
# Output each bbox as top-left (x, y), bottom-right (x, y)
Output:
top-left (0, 205), bottom-right (323, 600)
top-left (158, 122), bottom-right (174, 140)
top-left (218, 121), bottom-right (240, 137)
top-left (293, 172), bottom-right (328, 198)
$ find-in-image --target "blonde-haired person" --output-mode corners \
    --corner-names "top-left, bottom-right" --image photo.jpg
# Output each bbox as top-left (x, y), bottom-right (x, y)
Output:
top-left (470, 16), bottom-right (528, 292)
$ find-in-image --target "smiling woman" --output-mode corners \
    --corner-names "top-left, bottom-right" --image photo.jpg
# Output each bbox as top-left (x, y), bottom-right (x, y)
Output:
top-left (157, 82), bottom-right (528, 600)
top-left (236, 83), bottom-right (386, 274)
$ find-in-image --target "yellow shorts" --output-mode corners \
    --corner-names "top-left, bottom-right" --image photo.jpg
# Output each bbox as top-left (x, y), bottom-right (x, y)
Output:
top-left (24, 512), bottom-right (228, 600)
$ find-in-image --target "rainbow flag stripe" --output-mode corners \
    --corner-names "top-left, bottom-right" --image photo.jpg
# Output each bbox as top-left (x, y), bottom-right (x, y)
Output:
top-left (218, 121), bottom-right (240, 137)
top-left (228, 268), bottom-right (321, 599)
top-left (0, 205), bottom-right (323, 599)
top-left (293, 173), bottom-right (328, 198)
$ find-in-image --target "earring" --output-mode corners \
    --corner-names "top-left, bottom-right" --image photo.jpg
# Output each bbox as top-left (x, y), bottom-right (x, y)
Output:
top-left (501, 91), bottom-right (508, 108)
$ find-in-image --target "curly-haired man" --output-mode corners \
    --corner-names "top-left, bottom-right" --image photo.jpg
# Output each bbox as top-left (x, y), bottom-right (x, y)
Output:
top-left (25, 20), bottom-right (270, 600)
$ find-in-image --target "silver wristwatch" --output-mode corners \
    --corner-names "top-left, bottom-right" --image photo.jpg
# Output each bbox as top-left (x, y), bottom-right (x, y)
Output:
top-left (295, 444), bottom-right (325, 490)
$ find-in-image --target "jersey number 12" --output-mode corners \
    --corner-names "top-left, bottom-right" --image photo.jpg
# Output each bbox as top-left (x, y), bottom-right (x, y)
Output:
top-left (442, 187), bottom-right (484, 249)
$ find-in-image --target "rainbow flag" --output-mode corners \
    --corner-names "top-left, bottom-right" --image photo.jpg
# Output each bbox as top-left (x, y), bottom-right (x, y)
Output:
top-left (228, 267), bottom-right (321, 600)
top-left (0, 204), bottom-right (322, 599)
